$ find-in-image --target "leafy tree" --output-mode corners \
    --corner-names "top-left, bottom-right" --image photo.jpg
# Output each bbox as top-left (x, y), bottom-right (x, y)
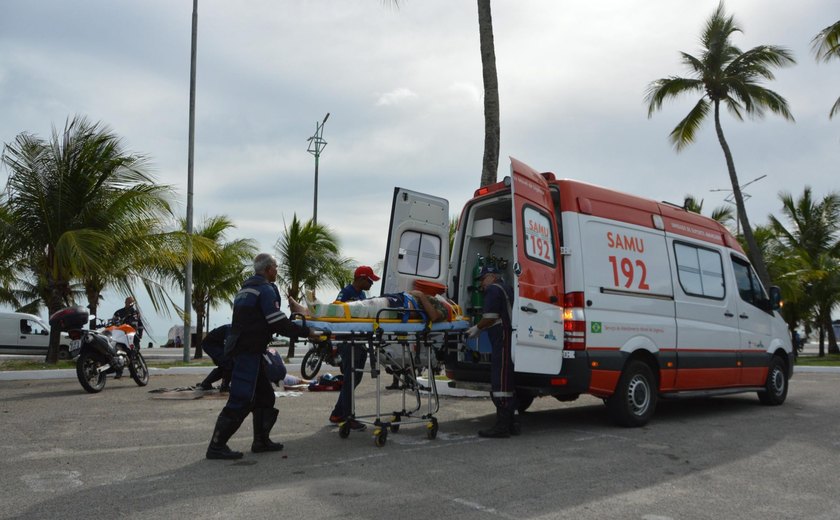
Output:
top-left (1, 116), bottom-right (172, 363)
top-left (682, 195), bottom-right (735, 226)
top-left (275, 215), bottom-right (352, 356)
top-left (811, 20), bottom-right (840, 118)
top-left (161, 215), bottom-right (257, 357)
top-left (646, 2), bottom-right (795, 288)
top-left (768, 188), bottom-right (840, 355)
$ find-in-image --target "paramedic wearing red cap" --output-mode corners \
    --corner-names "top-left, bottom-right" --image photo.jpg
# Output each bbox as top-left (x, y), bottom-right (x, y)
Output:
top-left (328, 266), bottom-right (381, 431)
top-left (467, 265), bottom-right (520, 438)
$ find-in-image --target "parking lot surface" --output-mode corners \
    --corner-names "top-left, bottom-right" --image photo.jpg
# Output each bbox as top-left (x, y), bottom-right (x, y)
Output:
top-left (1, 370), bottom-right (839, 519)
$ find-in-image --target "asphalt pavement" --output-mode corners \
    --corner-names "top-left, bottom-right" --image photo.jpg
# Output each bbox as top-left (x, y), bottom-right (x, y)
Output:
top-left (1, 365), bottom-right (839, 519)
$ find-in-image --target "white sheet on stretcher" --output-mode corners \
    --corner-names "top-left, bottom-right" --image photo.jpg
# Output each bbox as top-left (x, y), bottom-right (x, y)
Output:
top-left (294, 319), bottom-right (470, 334)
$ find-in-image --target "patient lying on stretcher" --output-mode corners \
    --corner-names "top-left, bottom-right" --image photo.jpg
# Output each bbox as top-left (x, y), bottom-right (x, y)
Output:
top-left (289, 290), bottom-right (457, 322)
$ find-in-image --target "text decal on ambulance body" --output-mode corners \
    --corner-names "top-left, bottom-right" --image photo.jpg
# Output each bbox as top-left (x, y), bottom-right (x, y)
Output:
top-left (607, 231), bottom-right (650, 291)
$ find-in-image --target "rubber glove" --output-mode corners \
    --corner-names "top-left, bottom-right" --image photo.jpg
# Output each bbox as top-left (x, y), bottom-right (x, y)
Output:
top-left (467, 325), bottom-right (480, 338)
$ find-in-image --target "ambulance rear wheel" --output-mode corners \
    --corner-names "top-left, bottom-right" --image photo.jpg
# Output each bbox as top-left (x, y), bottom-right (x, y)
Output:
top-left (607, 360), bottom-right (657, 427)
top-left (758, 356), bottom-right (788, 406)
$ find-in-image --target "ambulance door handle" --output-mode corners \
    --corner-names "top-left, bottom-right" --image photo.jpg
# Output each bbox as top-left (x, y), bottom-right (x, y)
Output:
top-left (724, 311), bottom-right (734, 318)
top-left (520, 306), bottom-right (538, 314)
top-left (739, 313), bottom-right (749, 319)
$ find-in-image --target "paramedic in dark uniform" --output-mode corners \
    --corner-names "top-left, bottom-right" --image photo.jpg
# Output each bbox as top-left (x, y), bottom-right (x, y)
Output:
top-left (206, 253), bottom-right (321, 460)
top-left (328, 265), bottom-right (380, 431)
top-left (467, 265), bottom-right (520, 438)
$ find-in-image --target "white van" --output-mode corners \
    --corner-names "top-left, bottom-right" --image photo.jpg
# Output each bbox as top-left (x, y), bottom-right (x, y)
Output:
top-left (380, 158), bottom-right (794, 427)
top-left (0, 312), bottom-right (74, 360)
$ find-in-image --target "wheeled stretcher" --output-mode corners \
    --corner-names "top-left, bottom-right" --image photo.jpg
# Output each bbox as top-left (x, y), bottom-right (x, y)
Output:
top-left (294, 308), bottom-right (469, 447)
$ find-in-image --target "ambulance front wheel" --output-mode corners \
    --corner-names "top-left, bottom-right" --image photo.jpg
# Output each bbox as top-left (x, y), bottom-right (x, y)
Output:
top-left (758, 356), bottom-right (788, 406)
top-left (607, 360), bottom-right (657, 427)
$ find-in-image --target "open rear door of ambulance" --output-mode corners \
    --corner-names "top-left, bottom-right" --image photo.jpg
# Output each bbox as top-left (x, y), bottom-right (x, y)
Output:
top-left (509, 158), bottom-right (565, 374)
top-left (381, 188), bottom-right (449, 296)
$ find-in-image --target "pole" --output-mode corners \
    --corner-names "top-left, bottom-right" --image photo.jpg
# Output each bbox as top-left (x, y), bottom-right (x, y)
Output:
top-left (183, 0), bottom-right (198, 363)
top-left (307, 112), bottom-right (329, 225)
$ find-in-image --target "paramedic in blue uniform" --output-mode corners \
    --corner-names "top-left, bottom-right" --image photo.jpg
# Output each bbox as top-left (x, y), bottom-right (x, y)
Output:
top-left (197, 324), bottom-right (233, 392)
top-left (328, 265), bottom-right (380, 431)
top-left (206, 253), bottom-right (321, 460)
top-left (467, 265), bottom-right (520, 438)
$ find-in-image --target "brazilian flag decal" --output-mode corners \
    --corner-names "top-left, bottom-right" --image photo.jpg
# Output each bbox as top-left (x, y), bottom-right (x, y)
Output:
top-left (591, 322), bottom-right (602, 334)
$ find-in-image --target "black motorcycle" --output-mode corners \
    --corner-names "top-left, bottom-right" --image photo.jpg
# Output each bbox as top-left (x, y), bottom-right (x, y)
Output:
top-left (300, 339), bottom-right (341, 380)
top-left (50, 307), bottom-right (149, 393)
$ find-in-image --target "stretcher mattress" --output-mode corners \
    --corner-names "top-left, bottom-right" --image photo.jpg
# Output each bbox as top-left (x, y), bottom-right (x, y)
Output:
top-left (294, 319), bottom-right (470, 334)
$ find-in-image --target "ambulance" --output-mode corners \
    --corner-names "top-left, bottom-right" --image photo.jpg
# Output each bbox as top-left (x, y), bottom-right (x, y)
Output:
top-left (380, 158), bottom-right (794, 427)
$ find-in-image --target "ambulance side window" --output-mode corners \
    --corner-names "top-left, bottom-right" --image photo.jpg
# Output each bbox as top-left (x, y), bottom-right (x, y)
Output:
top-left (731, 256), bottom-right (768, 308)
top-left (397, 231), bottom-right (441, 278)
top-left (673, 242), bottom-right (725, 299)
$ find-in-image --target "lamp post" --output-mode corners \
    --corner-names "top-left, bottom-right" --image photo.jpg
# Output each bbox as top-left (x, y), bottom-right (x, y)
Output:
top-left (183, 0), bottom-right (198, 362)
top-left (306, 113), bottom-right (329, 224)
top-left (710, 174), bottom-right (767, 236)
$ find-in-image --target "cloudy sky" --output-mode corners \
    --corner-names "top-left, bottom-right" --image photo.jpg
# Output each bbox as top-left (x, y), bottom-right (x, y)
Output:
top-left (2, 0), bottom-right (837, 343)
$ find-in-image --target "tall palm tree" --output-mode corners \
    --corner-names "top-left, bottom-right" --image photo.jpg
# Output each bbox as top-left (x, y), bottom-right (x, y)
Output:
top-left (162, 215), bottom-right (257, 357)
top-left (768, 188), bottom-right (840, 355)
top-left (1, 116), bottom-right (172, 363)
top-left (385, 0), bottom-right (500, 187)
top-left (478, 0), bottom-right (500, 187)
top-left (811, 20), bottom-right (840, 118)
top-left (645, 1), bottom-right (795, 288)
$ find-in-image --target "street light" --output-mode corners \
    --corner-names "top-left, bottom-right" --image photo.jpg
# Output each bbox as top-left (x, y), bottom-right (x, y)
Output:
top-left (183, 0), bottom-right (198, 362)
top-left (306, 112), bottom-right (329, 224)
top-left (710, 174), bottom-right (767, 236)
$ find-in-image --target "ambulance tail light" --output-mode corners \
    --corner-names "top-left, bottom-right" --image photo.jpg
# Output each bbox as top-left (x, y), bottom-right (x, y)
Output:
top-left (563, 291), bottom-right (586, 351)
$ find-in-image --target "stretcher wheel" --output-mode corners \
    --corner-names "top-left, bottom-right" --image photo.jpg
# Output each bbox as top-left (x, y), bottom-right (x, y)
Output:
top-left (374, 428), bottom-right (387, 447)
top-left (338, 422), bottom-right (351, 439)
top-left (389, 414), bottom-right (401, 433)
top-left (426, 418), bottom-right (439, 440)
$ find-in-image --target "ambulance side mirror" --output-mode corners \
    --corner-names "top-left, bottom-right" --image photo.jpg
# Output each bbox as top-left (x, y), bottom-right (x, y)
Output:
top-left (768, 286), bottom-right (782, 311)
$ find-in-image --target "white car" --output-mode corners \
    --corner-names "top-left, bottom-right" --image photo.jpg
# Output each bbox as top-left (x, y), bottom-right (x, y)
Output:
top-left (0, 312), bottom-right (74, 360)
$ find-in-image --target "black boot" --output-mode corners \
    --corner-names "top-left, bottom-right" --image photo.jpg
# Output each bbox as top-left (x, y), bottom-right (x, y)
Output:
top-left (509, 410), bottom-right (522, 436)
top-left (478, 408), bottom-right (512, 438)
top-left (206, 412), bottom-right (244, 460)
top-left (251, 408), bottom-right (283, 453)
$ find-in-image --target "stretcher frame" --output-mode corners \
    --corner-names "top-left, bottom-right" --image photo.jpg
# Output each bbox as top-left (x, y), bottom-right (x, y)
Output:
top-left (295, 308), bottom-right (468, 447)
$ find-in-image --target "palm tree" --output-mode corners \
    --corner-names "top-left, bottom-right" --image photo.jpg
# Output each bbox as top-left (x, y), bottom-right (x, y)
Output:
top-left (768, 188), bottom-right (840, 355)
top-left (385, 0), bottom-right (500, 187)
top-left (1, 116), bottom-right (173, 363)
top-left (275, 215), bottom-right (350, 303)
top-left (275, 215), bottom-right (352, 357)
top-left (478, 0), bottom-right (500, 187)
top-left (682, 195), bottom-right (735, 227)
top-left (162, 216), bottom-right (257, 357)
top-left (645, 1), bottom-right (796, 288)
top-left (811, 20), bottom-right (840, 118)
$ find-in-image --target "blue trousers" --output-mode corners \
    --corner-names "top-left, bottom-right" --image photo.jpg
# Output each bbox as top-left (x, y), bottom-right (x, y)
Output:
top-left (330, 342), bottom-right (368, 419)
top-left (489, 329), bottom-right (518, 413)
top-left (222, 351), bottom-right (275, 421)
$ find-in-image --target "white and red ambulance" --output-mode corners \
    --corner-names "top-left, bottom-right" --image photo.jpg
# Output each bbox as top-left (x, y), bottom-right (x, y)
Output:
top-left (380, 157), bottom-right (793, 427)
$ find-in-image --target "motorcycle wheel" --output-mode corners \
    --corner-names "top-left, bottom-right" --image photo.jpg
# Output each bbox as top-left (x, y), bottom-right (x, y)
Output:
top-left (76, 351), bottom-right (106, 393)
top-left (128, 351), bottom-right (150, 386)
top-left (301, 349), bottom-right (324, 380)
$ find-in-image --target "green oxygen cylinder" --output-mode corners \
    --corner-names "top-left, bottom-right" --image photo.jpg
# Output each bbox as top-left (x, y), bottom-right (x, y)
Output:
top-left (471, 255), bottom-right (484, 318)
